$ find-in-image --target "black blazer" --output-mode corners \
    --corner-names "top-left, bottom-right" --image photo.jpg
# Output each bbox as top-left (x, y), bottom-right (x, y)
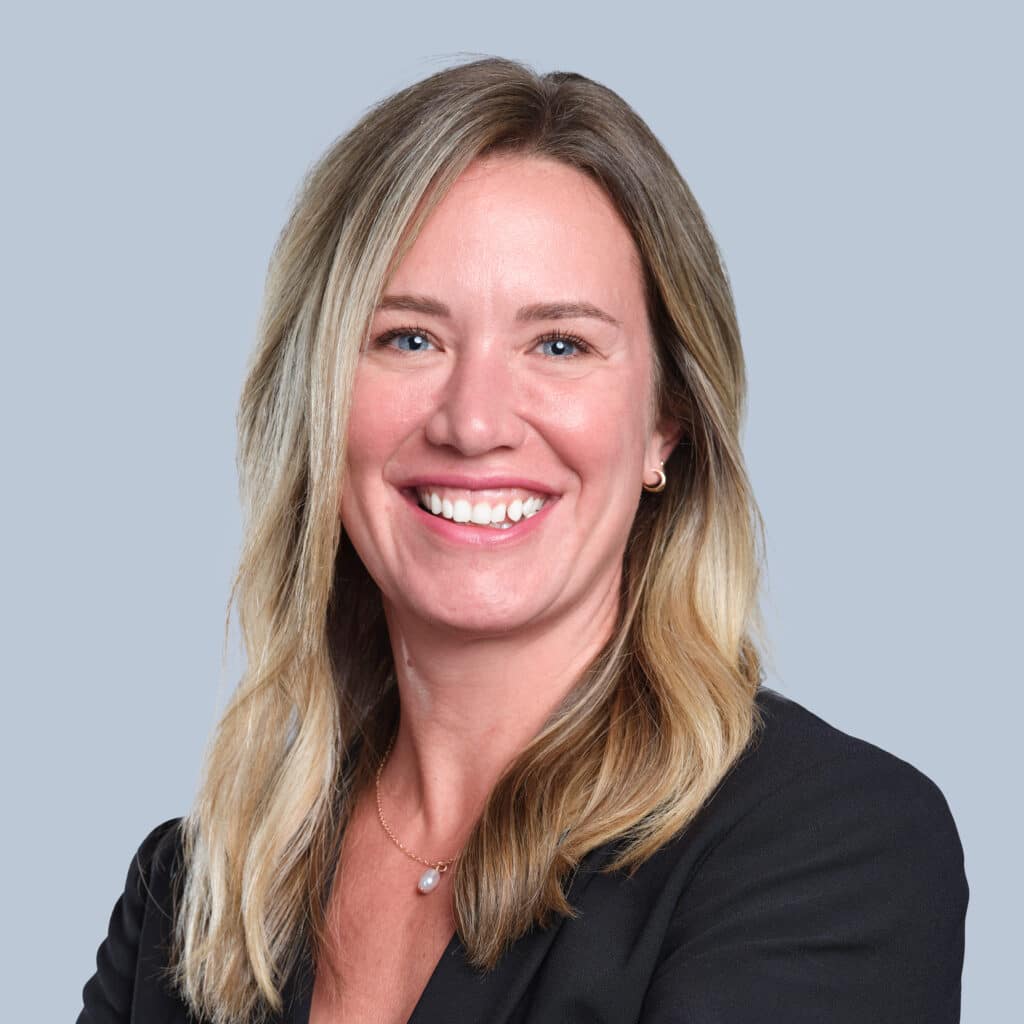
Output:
top-left (78, 688), bottom-right (968, 1022)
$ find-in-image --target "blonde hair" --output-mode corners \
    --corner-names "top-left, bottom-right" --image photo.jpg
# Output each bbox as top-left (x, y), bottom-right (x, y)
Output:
top-left (171, 56), bottom-right (764, 1024)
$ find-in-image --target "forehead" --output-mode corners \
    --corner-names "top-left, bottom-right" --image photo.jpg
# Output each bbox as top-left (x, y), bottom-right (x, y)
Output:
top-left (385, 154), bottom-right (646, 318)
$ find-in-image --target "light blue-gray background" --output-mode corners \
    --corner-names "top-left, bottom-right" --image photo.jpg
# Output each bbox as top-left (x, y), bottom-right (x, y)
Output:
top-left (3, 2), bottom-right (1018, 1019)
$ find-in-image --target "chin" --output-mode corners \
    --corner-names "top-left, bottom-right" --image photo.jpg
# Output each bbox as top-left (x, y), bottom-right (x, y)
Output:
top-left (399, 591), bottom-right (551, 639)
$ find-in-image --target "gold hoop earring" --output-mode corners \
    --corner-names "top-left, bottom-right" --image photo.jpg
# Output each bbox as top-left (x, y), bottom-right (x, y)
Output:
top-left (642, 462), bottom-right (667, 493)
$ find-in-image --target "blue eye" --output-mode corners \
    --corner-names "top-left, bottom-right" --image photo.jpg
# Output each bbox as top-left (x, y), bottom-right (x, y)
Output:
top-left (379, 330), bottom-right (434, 352)
top-left (538, 335), bottom-right (588, 358)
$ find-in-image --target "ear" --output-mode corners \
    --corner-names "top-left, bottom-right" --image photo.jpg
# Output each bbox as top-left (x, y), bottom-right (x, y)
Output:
top-left (644, 415), bottom-right (683, 471)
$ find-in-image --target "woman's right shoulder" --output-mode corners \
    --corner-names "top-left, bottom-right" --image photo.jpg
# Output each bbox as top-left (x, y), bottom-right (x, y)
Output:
top-left (110, 816), bottom-right (187, 925)
top-left (77, 818), bottom-right (188, 1024)
top-left (134, 816), bottom-right (185, 882)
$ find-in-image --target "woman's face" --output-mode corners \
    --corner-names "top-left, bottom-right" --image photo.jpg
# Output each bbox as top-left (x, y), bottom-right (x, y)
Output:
top-left (340, 154), bottom-right (676, 637)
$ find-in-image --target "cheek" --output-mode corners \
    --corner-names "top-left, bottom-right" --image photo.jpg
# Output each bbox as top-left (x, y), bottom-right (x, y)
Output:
top-left (344, 370), bottom-right (425, 474)
top-left (531, 373), bottom-right (651, 475)
top-left (339, 381), bottom-right (407, 536)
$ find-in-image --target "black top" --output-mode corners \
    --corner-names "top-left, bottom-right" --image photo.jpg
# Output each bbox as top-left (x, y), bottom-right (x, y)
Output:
top-left (78, 687), bottom-right (969, 1023)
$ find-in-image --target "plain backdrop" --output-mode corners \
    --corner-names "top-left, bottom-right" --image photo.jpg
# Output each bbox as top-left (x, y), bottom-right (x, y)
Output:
top-left (2, 2), bottom-right (1018, 1019)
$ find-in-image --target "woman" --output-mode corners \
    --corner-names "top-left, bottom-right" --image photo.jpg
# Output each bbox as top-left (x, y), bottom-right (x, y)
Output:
top-left (78, 57), bottom-right (968, 1023)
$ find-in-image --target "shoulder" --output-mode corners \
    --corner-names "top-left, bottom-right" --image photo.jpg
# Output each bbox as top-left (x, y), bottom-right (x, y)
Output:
top-left (749, 683), bottom-right (938, 782)
top-left (745, 685), bottom-right (956, 793)
top-left (734, 686), bottom-right (964, 845)
top-left (703, 685), bottom-right (969, 900)
top-left (135, 816), bottom-right (186, 886)
top-left (637, 687), bottom-right (968, 1020)
top-left (524, 689), bottom-right (967, 1021)
top-left (122, 816), bottom-right (186, 922)
top-left (78, 818), bottom-right (187, 1023)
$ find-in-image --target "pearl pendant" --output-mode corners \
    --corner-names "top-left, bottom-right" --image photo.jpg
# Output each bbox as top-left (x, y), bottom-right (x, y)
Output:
top-left (417, 867), bottom-right (441, 894)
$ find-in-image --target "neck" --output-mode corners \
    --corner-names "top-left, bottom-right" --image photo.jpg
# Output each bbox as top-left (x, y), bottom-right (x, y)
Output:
top-left (374, 576), bottom-right (621, 853)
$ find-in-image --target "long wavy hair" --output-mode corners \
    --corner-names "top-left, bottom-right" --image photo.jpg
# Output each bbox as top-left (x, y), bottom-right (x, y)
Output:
top-left (170, 56), bottom-right (764, 1024)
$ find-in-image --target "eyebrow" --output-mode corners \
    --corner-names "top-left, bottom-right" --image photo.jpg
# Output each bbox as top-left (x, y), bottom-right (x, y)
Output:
top-left (377, 293), bottom-right (621, 327)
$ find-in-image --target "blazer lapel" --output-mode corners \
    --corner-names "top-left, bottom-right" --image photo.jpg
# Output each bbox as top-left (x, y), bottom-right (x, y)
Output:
top-left (407, 842), bottom-right (611, 1024)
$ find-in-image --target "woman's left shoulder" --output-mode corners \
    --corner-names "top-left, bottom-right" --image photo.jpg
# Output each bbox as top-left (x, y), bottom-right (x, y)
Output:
top-left (630, 688), bottom-right (969, 1020)
top-left (733, 685), bottom-right (964, 847)
top-left (662, 685), bottom-right (971, 912)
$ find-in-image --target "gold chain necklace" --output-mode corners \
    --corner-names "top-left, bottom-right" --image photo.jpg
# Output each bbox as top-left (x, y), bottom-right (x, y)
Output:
top-left (375, 731), bottom-right (458, 894)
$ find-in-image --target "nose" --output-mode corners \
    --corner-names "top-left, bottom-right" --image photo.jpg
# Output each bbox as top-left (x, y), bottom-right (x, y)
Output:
top-left (424, 344), bottom-right (526, 455)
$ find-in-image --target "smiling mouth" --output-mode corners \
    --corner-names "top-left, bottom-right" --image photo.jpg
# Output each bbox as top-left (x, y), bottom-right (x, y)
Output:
top-left (412, 486), bottom-right (549, 530)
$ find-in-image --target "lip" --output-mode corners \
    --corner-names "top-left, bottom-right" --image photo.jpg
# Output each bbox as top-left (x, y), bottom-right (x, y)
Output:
top-left (397, 487), bottom-right (558, 548)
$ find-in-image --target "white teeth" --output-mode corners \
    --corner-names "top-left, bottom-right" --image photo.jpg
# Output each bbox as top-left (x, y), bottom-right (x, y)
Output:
top-left (417, 489), bottom-right (546, 528)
